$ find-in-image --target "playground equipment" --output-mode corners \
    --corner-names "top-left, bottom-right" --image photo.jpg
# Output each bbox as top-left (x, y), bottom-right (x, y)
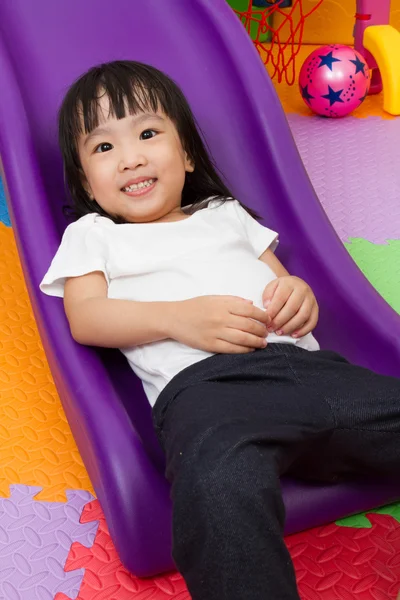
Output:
top-left (232, 0), bottom-right (400, 115)
top-left (1, 0), bottom-right (400, 577)
top-left (354, 0), bottom-right (400, 115)
top-left (230, 0), bottom-right (324, 84)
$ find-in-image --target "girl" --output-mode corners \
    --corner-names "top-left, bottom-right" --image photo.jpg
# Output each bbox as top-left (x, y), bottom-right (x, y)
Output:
top-left (40, 60), bottom-right (400, 600)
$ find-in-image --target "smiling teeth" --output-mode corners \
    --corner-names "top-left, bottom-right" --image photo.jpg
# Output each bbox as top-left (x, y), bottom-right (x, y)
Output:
top-left (123, 179), bottom-right (155, 192)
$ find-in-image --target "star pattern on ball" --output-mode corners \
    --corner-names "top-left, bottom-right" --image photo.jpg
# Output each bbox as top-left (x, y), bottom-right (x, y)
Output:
top-left (322, 85), bottom-right (345, 106)
top-left (300, 83), bottom-right (314, 104)
top-left (349, 54), bottom-right (367, 76)
top-left (318, 51), bottom-right (341, 71)
top-left (299, 45), bottom-right (372, 116)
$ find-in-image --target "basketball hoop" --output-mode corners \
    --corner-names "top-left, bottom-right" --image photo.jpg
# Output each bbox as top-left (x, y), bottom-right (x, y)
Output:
top-left (232, 0), bottom-right (325, 85)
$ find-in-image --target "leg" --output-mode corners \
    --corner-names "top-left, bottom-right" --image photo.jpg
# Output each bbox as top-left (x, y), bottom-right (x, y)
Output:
top-left (168, 406), bottom-right (296, 600)
top-left (153, 350), bottom-right (335, 600)
top-left (279, 346), bottom-right (400, 482)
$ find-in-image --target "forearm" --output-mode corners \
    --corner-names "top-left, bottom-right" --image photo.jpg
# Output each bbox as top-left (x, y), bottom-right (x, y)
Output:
top-left (258, 248), bottom-right (290, 278)
top-left (68, 297), bottom-right (176, 348)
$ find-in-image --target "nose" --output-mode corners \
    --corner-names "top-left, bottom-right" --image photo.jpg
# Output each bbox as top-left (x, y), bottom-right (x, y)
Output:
top-left (118, 143), bottom-right (148, 171)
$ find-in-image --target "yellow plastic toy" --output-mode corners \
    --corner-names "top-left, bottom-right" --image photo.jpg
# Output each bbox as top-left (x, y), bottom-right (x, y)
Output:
top-left (354, 0), bottom-right (400, 115)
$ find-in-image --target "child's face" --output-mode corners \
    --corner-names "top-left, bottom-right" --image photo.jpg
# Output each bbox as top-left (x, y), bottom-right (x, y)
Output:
top-left (78, 93), bottom-right (194, 223)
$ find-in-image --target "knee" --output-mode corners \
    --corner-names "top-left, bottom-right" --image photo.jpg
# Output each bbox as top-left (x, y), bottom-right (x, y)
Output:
top-left (174, 439), bottom-right (282, 515)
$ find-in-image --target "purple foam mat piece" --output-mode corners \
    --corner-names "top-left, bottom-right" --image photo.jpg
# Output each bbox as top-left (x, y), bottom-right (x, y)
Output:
top-left (0, 485), bottom-right (98, 600)
top-left (287, 115), bottom-right (400, 244)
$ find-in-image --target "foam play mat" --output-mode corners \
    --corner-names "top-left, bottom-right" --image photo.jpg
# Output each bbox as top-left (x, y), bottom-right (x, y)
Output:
top-left (1, 31), bottom-right (400, 600)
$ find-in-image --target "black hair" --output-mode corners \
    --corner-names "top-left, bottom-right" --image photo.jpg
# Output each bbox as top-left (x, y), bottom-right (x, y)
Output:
top-left (58, 60), bottom-right (261, 223)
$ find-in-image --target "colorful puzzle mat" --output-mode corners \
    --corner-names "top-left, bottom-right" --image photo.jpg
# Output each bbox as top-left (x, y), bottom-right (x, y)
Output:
top-left (0, 43), bottom-right (399, 599)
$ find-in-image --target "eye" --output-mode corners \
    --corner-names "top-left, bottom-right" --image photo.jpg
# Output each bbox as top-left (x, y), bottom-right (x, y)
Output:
top-left (94, 142), bottom-right (113, 153)
top-left (140, 129), bottom-right (158, 140)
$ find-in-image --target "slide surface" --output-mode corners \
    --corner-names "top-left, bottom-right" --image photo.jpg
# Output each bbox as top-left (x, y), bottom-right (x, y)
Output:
top-left (364, 24), bottom-right (400, 115)
top-left (1, 0), bottom-right (400, 575)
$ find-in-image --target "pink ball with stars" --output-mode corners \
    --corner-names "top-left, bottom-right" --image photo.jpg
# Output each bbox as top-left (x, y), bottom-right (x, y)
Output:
top-left (299, 45), bottom-right (371, 118)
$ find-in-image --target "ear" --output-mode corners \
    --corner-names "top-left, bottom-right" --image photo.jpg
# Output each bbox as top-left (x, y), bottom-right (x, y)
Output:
top-left (184, 153), bottom-right (195, 173)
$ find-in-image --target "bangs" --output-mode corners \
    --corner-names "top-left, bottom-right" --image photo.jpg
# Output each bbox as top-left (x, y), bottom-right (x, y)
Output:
top-left (66, 61), bottom-right (179, 148)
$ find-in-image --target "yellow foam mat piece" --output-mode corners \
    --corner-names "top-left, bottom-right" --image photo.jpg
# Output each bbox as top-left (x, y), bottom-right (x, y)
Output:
top-left (0, 223), bottom-right (93, 501)
top-left (265, 45), bottom-right (396, 120)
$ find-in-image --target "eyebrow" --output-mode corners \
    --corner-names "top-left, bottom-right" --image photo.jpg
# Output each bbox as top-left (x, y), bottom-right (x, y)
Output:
top-left (83, 113), bottom-right (165, 147)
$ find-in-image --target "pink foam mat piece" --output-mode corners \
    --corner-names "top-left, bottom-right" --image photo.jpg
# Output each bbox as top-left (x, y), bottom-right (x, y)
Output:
top-left (287, 115), bottom-right (400, 245)
top-left (0, 484), bottom-right (98, 600)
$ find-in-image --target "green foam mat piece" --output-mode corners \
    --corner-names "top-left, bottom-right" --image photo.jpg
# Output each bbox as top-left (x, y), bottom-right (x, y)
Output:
top-left (345, 238), bottom-right (400, 314)
top-left (336, 238), bottom-right (399, 529)
top-left (336, 501), bottom-right (400, 529)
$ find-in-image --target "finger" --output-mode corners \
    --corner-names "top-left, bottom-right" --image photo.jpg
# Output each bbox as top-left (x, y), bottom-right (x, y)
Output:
top-left (251, 306), bottom-right (271, 326)
top-left (265, 281), bottom-right (294, 322)
top-left (230, 296), bottom-right (254, 304)
top-left (268, 291), bottom-right (305, 332)
top-left (220, 328), bottom-right (267, 349)
top-left (231, 303), bottom-right (271, 326)
top-left (215, 342), bottom-right (256, 354)
top-left (262, 279), bottom-right (279, 307)
top-left (274, 300), bottom-right (313, 335)
top-left (292, 305), bottom-right (319, 338)
top-left (228, 315), bottom-right (268, 339)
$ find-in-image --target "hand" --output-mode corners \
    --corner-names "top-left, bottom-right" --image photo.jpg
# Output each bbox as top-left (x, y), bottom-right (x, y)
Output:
top-left (169, 295), bottom-right (271, 354)
top-left (262, 276), bottom-right (318, 338)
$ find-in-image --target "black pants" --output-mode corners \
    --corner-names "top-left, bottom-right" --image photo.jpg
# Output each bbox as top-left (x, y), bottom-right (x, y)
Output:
top-left (152, 344), bottom-right (400, 600)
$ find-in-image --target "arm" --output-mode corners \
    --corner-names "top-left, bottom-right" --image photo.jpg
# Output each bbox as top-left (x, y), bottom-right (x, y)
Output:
top-left (258, 247), bottom-right (290, 278)
top-left (64, 271), bottom-right (173, 348)
top-left (234, 199), bottom-right (317, 336)
top-left (64, 272), bottom-right (270, 353)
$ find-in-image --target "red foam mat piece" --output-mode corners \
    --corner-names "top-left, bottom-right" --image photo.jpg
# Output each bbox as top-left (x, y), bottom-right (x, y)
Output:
top-left (286, 513), bottom-right (400, 599)
top-left (55, 499), bottom-right (190, 600)
top-left (56, 501), bottom-right (400, 600)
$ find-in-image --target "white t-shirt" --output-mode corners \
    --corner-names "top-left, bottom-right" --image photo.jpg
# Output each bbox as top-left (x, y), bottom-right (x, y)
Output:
top-left (40, 198), bottom-right (319, 406)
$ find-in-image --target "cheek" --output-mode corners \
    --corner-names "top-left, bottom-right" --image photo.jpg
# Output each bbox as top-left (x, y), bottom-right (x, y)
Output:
top-left (166, 158), bottom-right (186, 188)
top-left (88, 162), bottom-right (114, 191)
top-left (159, 138), bottom-right (186, 168)
top-left (167, 147), bottom-right (188, 177)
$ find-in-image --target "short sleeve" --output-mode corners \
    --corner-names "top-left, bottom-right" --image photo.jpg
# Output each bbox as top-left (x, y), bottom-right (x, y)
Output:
top-left (39, 214), bottom-right (109, 298)
top-left (228, 199), bottom-right (279, 258)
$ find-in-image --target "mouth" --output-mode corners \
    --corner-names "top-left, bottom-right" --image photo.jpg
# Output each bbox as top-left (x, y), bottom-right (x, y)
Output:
top-left (121, 178), bottom-right (157, 196)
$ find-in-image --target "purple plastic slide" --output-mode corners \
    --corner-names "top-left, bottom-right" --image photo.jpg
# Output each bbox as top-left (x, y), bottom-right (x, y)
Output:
top-left (0, 0), bottom-right (399, 577)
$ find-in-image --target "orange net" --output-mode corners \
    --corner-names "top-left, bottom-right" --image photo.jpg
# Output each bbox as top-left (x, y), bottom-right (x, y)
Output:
top-left (233, 0), bottom-right (325, 85)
